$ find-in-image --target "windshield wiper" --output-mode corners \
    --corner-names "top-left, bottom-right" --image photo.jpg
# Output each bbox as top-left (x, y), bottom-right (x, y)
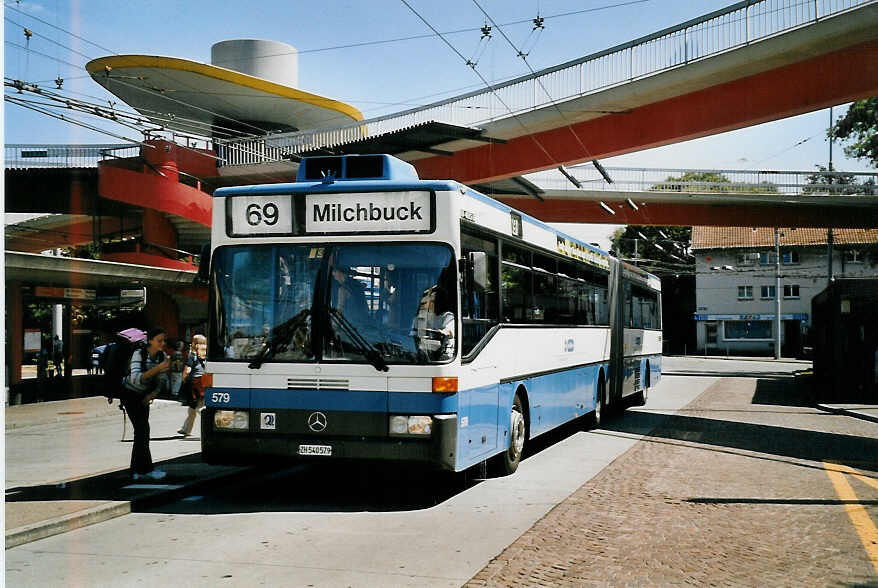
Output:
top-left (327, 308), bottom-right (389, 372)
top-left (249, 308), bottom-right (311, 369)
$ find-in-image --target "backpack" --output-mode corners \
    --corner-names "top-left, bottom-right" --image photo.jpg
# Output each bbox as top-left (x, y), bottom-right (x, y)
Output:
top-left (102, 339), bottom-right (147, 402)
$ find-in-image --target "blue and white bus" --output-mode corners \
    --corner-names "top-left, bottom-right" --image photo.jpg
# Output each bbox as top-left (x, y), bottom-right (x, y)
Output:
top-left (200, 154), bottom-right (661, 474)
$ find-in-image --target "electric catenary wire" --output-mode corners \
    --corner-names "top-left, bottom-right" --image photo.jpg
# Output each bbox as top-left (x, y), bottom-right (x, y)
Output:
top-left (471, 0), bottom-right (642, 219)
top-left (400, 0), bottom-right (586, 199)
top-left (5, 3), bottom-right (275, 139)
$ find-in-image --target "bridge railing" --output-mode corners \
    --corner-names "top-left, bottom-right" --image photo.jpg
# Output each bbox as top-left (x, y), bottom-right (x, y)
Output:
top-left (5, 144), bottom-right (138, 168)
top-left (524, 166), bottom-right (878, 195)
top-left (216, 0), bottom-right (874, 165)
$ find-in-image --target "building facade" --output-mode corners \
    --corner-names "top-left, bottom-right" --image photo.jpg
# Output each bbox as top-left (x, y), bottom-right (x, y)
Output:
top-left (692, 227), bottom-right (878, 357)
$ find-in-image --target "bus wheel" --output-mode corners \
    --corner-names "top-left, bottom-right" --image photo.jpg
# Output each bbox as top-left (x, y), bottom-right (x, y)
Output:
top-left (493, 392), bottom-right (526, 476)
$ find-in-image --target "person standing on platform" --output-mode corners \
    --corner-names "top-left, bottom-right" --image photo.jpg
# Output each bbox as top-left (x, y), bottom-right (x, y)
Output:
top-left (52, 335), bottom-right (63, 378)
top-left (178, 334), bottom-right (207, 437)
top-left (169, 340), bottom-right (185, 397)
top-left (122, 327), bottom-right (170, 480)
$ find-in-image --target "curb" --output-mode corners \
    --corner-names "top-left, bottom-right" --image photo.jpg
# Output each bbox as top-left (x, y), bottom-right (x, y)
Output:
top-left (5, 464), bottom-right (253, 549)
top-left (676, 355), bottom-right (811, 364)
top-left (6, 501), bottom-right (131, 549)
top-left (815, 404), bottom-right (878, 424)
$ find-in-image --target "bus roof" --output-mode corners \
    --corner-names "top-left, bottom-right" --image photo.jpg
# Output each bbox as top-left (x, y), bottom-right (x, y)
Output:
top-left (214, 153), bottom-right (660, 285)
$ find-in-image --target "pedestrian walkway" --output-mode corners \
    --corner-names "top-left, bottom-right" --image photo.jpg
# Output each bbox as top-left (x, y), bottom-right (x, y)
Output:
top-left (5, 397), bottom-right (249, 548)
top-left (674, 354), bottom-right (811, 364)
top-left (5, 372), bottom-right (878, 568)
top-left (466, 371), bottom-right (878, 585)
top-left (816, 403), bottom-right (878, 424)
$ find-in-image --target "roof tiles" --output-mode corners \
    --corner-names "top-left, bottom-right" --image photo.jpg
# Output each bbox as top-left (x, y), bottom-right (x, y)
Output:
top-left (691, 227), bottom-right (878, 250)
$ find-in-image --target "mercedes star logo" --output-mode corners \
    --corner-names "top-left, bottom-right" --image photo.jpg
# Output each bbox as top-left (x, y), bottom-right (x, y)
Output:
top-left (307, 412), bottom-right (327, 432)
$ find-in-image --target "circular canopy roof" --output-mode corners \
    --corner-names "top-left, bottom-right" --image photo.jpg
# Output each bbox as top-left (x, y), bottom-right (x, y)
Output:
top-left (86, 55), bottom-right (362, 137)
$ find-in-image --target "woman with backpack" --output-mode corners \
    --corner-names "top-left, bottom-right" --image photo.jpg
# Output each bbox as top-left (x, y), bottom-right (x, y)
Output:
top-left (123, 326), bottom-right (171, 480)
top-left (177, 334), bottom-right (207, 437)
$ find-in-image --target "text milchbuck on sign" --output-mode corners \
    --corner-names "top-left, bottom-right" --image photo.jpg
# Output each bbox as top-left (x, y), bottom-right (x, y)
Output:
top-left (306, 191), bottom-right (431, 233)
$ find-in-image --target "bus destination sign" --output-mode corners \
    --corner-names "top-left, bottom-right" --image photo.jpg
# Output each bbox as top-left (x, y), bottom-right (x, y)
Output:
top-left (227, 191), bottom-right (433, 236)
top-left (306, 191), bottom-right (431, 233)
top-left (229, 195), bottom-right (294, 236)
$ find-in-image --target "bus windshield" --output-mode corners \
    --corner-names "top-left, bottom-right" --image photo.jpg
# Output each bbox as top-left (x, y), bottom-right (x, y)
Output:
top-left (209, 243), bottom-right (457, 366)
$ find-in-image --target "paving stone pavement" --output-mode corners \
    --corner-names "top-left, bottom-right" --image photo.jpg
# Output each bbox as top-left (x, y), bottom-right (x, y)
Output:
top-left (466, 376), bottom-right (878, 586)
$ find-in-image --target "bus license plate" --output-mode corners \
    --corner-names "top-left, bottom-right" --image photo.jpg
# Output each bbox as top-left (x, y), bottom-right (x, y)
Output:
top-left (298, 444), bottom-right (332, 456)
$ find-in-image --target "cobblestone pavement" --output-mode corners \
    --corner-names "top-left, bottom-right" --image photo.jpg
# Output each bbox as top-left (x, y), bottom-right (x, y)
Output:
top-left (467, 374), bottom-right (878, 586)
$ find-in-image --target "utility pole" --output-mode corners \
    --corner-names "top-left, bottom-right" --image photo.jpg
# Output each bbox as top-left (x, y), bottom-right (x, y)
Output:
top-left (827, 228), bottom-right (834, 284)
top-left (774, 228), bottom-right (782, 360)
top-left (827, 107), bottom-right (835, 285)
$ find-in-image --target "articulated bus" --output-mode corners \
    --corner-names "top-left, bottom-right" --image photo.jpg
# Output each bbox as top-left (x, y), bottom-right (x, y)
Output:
top-left (200, 154), bottom-right (661, 474)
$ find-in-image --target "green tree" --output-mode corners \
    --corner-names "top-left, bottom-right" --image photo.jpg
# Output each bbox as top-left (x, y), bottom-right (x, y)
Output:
top-left (611, 225), bottom-right (692, 268)
top-left (611, 171), bottom-right (779, 275)
top-left (651, 171), bottom-right (778, 194)
top-left (804, 164), bottom-right (876, 195)
top-left (830, 98), bottom-right (878, 167)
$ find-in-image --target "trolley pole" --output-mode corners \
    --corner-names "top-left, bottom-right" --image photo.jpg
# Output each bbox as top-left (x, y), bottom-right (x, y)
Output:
top-left (774, 228), bottom-right (782, 360)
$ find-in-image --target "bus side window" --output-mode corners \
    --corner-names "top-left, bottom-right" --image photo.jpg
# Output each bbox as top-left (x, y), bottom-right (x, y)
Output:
top-left (532, 253), bottom-right (557, 324)
top-left (461, 230), bottom-right (499, 355)
top-left (502, 264), bottom-right (532, 323)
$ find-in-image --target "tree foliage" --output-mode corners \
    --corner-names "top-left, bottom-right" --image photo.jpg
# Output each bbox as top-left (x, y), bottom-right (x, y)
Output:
top-left (611, 225), bottom-right (692, 269)
top-left (830, 98), bottom-right (878, 167)
top-left (651, 171), bottom-right (778, 193)
top-left (804, 164), bottom-right (876, 195)
top-left (611, 171), bottom-right (783, 275)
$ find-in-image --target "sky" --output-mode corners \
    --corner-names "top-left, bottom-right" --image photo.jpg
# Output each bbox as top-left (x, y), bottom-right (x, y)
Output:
top-left (4, 0), bottom-right (876, 247)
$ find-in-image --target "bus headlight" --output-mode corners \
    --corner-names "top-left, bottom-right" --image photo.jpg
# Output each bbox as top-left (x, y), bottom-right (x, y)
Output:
top-left (389, 415), bottom-right (432, 436)
top-left (215, 410), bottom-right (249, 430)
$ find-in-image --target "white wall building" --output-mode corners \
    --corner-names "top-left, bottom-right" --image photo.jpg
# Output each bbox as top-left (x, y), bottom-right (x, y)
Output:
top-left (692, 227), bottom-right (878, 357)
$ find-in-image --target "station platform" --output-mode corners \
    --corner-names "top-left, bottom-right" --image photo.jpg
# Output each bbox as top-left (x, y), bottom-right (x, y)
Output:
top-left (5, 397), bottom-right (249, 548)
top-left (6, 390), bottom-right (877, 550)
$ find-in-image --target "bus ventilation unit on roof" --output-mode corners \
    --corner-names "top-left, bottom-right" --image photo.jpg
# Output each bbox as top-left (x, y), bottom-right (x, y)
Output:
top-left (297, 154), bottom-right (419, 183)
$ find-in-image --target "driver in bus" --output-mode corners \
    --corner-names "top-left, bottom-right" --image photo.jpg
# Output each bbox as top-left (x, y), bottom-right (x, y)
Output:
top-left (330, 262), bottom-right (369, 324)
top-left (413, 283), bottom-right (455, 361)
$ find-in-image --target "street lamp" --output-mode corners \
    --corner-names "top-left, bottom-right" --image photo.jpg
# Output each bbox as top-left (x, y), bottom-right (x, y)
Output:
top-left (774, 228), bottom-right (782, 360)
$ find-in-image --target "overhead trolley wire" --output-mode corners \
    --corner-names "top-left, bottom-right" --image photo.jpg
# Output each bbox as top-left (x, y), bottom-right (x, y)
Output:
top-left (400, 0), bottom-right (570, 187)
top-left (4, 79), bottom-right (251, 144)
top-left (471, 0), bottom-right (642, 219)
top-left (4, 40), bottom-right (86, 73)
top-left (5, 94), bottom-right (155, 146)
top-left (5, 3), bottom-right (275, 140)
top-left (210, 0), bottom-right (651, 63)
top-left (5, 15), bottom-right (96, 63)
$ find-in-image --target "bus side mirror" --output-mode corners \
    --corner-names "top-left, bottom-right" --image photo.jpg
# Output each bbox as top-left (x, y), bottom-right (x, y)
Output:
top-left (196, 243), bottom-right (211, 284)
top-left (469, 251), bottom-right (488, 293)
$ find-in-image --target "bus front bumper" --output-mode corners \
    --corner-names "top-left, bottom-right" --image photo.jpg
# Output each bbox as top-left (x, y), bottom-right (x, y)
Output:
top-left (201, 411), bottom-right (459, 471)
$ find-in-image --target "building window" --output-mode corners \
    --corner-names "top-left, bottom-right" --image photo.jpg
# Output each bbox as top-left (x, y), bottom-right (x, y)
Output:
top-left (736, 252), bottom-right (757, 266)
top-left (783, 284), bottom-right (800, 299)
top-left (759, 252), bottom-right (776, 265)
top-left (844, 250), bottom-right (863, 263)
top-left (724, 320), bottom-right (772, 340)
top-left (737, 285), bottom-right (753, 300)
top-left (760, 285), bottom-right (776, 299)
top-left (706, 322), bottom-right (718, 345)
top-left (781, 250), bottom-right (800, 264)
